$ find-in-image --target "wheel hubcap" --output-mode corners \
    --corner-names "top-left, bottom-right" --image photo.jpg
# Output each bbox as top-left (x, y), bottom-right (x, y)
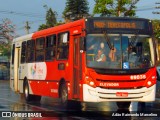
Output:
top-left (62, 88), bottom-right (67, 103)
top-left (24, 85), bottom-right (28, 98)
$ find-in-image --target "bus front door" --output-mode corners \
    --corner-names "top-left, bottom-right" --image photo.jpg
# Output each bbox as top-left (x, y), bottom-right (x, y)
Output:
top-left (73, 36), bottom-right (82, 98)
top-left (14, 47), bottom-right (20, 92)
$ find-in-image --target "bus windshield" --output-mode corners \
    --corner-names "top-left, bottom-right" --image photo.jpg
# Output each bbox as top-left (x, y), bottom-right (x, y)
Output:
top-left (86, 34), bottom-right (155, 70)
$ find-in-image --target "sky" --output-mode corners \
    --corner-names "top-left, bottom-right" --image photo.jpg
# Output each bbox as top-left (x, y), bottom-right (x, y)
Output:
top-left (0, 0), bottom-right (159, 36)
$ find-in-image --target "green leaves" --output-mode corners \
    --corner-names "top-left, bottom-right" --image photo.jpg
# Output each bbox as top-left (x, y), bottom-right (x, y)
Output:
top-left (0, 18), bottom-right (16, 57)
top-left (38, 7), bottom-right (57, 30)
top-left (93, 0), bottom-right (138, 17)
top-left (152, 20), bottom-right (160, 40)
top-left (46, 8), bottom-right (57, 27)
top-left (63, 0), bottom-right (89, 20)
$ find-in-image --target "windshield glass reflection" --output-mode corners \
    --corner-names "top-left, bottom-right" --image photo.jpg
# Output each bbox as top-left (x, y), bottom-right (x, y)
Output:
top-left (86, 34), bottom-right (154, 69)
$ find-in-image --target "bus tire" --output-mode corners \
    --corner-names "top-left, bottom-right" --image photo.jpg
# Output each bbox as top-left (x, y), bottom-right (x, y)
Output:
top-left (24, 81), bottom-right (42, 102)
top-left (157, 71), bottom-right (160, 80)
top-left (34, 95), bottom-right (41, 102)
top-left (60, 83), bottom-right (68, 107)
top-left (23, 80), bottom-right (33, 102)
top-left (116, 102), bottom-right (131, 109)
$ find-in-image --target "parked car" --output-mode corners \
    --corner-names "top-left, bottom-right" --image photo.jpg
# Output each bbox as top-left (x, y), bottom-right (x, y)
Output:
top-left (157, 66), bottom-right (160, 80)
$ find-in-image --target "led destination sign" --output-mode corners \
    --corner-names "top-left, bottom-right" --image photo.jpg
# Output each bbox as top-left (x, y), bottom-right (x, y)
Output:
top-left (93, 20), bottom-right (146, 29)
top-left (86, 18), bottom-right (152, 35)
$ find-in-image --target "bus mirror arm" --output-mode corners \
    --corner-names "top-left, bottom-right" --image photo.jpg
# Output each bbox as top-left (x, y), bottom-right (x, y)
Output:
top-left (80, 37), bottom-right (86, 51)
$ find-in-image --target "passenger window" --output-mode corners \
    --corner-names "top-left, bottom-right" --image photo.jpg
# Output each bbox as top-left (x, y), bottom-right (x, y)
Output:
top-left (36, 37), bottom-right (45, 62)
top-left (45, 35), bottom-right (56, 61)
top-left (57, 32), bottom-right (69, 60)
top-left (27, 40), bottom-right (35, 62)
top-left (21, 41), bottom-right (26, 63)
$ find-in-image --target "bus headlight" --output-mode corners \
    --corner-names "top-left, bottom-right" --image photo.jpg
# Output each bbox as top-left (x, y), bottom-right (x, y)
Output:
top-left (147, 81), bottom-right (152, 86)
top-left (146, 75), bottom-right (156, 88)
top-left (85, 76), bottom-right (96, 88)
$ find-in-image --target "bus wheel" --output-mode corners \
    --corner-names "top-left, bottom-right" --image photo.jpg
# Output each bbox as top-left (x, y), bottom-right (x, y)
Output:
top-left (34, 95), bottom-right (41, 102)
top-left (157, 71), bottom-right (160, 80)
top-left (23, 81), bottom-right (41, 102)
top-left (60, 83), bottom-right (68, 107)
top-left (116, 102), bottom-right (131, 109)
top-left (24, 81), bottom-right (33, 102)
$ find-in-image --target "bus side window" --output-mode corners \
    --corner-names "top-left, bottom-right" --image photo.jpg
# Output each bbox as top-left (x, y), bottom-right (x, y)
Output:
top-left (45, 35), bottom-right (56, 61)
top-left (21, 41), bottom-right (26, 63)
top-left (27, 40), bottom-right (35, 62)
top-left (57, 32), bottom-right (69, 60)
top-left (11, 44), bottom-right (15, 65)
top-left (36, 37), bottom-right (45, 62)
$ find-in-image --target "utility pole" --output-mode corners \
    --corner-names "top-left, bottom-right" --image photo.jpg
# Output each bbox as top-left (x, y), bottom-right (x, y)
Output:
top-left (25, 21), bottom-right (30, 34)
top-left (153, 2), bottom-right (160, 14)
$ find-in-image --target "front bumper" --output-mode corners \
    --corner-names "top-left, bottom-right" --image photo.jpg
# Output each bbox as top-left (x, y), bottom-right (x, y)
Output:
top-left (83, 84), bottom-right (156, 102)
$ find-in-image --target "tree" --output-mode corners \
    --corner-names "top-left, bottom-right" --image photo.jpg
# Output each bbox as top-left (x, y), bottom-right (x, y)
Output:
top-left (0, 18), bottom-right (16, 57)
top-left (38, 24), bottom-right (48, 30)
top-left (0, 18), bottom-right (15, 43)
top-left (63, 0), bottom-right (89, 21)
top-left (38, 7), bottom-right (57, 30)
top-left (152, 20), bottom-right (160, 40)
top-left (93, 0), bottom-right (139, 17)
top-left (46, 8), bottom-right (57, 27)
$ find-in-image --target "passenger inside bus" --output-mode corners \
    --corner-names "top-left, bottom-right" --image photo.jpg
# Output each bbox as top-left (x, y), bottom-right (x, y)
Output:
top-left (109, 47), bottom-right (117, 62)
top-left (87, 41), bottom-right (99, 54)
top-left (99, 42), bottom-right (109, 56)
top-left (87, 41), bottom-right (108, 61)
top-left (95, 49), bottom-right (106, 62)
top-left (95, 42), bottom-right (109, 62)
top-left (123, 45), bottom-right (137, 61)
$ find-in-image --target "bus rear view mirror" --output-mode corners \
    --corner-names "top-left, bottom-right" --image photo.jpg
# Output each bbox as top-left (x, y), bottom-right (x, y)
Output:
top-left (80, 37), bottom-right (86, 51)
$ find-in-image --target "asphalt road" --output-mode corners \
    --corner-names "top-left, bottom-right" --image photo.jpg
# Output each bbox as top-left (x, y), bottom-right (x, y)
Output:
top-left (0, 80), bottom-right (160, 120)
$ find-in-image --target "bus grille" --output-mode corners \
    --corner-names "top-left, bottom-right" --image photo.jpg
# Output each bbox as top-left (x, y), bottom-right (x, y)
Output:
top-left (96, 79), bottom-right (145, 89)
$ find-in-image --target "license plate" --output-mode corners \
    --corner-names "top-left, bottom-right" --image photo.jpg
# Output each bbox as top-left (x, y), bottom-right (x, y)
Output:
top-left (116, 92), bottom-right (128, 97)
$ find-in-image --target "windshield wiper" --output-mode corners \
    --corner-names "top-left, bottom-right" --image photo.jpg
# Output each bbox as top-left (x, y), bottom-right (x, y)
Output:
top-left (130, 30), bottom-right (139, 47)
top-left (103, 31), bottom-right (113, 50)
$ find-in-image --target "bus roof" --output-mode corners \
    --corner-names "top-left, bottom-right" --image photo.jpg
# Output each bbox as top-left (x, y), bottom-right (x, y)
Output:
top-left (12, 17), bottom-right (152, 43)
top-left (33, 19), bottom-right (85, 38)
top-left (12, 33), bottom-right (33, 43)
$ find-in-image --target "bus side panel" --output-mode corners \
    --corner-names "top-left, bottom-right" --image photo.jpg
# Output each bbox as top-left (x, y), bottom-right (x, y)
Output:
top-left (28, 80), bottom-right (55, 97)
top-left (27, 61), bottom-right (71, 98)
top-left (18, 63), bottom-right (28, 93)
top-left (27, 62), bottom-right (46, 96)
top-left (45, 61), bottom-right (70, 81)
top-left (46, 61), bottom-right (71, 98)
top-left (27, 21), bottom-right (85, 99)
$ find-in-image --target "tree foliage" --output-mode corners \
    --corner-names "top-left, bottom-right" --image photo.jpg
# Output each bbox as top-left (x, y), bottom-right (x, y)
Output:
top-left (93, 0), bottom-right (139, 17)
top-left (38, 7), bottom-right (57, 30)
top-left (46, 8), bottom-right (57, 27)
top-left (0, 18), bottom-right (15, 43)
top-left (63, 0), bottom-right (89, 21)
top-left (152, 20), bottom-right (160, 40)
top-left (0, 18), bottom-right (16, 57)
